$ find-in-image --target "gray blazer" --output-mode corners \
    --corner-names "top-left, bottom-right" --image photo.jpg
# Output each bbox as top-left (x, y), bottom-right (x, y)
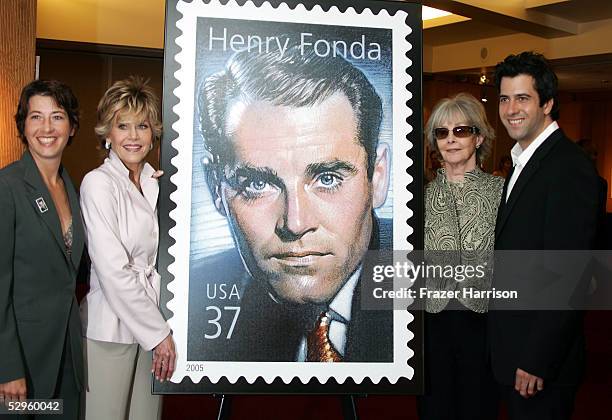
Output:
top-left (0, 151), bottom-right (85, 397)
top-left (424, 168), bottom-right (503, 313)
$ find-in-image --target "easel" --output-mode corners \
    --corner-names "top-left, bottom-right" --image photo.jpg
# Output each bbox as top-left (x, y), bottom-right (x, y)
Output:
top-left (215, 394), bottom-right (360, 420)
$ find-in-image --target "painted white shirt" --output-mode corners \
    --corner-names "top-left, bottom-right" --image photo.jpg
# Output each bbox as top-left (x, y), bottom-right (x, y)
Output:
top-left (295, 267), bottom-right (360, 361)
top-left (79, 150), bottom-right (170, 350)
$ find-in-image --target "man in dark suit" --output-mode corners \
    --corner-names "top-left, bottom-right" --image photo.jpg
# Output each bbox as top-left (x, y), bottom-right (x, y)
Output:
top-left (489, 52), bottom-right (599, 419)
top-left (187, 44), bottom-right (393, 362)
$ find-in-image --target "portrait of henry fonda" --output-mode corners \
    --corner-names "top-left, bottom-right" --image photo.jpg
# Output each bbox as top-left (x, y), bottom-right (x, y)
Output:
top-left (187, 41), bottom-right (394, 363)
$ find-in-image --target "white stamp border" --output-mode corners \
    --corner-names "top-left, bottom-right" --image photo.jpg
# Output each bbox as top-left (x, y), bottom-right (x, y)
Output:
top-left (166, 0), bottom-right (416, 385)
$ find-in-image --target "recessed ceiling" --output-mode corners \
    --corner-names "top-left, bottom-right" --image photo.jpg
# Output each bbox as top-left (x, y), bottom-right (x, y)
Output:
top-left (424, 20), bottom-right (516, 46)
top-left (553, 56), bottom-right (612, 91)
top-left (532, 0), bottom-right (612, 23)
top-left (434, 54), bottom-right (612, 92)
top-left (423, 0), bottom-right (612, 92)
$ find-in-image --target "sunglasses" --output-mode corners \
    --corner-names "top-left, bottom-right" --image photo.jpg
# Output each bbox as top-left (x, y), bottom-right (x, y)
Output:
top-left (433, 126), bottom-right (479, 140)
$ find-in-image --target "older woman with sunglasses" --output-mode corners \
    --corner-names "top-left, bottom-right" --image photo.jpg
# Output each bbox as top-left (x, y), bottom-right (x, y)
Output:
top-left (418, 93), bottom-right (503, 420)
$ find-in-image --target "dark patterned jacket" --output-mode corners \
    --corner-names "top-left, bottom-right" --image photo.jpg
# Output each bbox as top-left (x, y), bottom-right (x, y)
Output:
top-left (424, 167), bottom-right (503, 313)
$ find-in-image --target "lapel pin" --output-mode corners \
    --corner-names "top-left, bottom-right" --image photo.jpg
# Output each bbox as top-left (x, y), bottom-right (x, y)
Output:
top-left (35, 197), bottom-right (49, 213)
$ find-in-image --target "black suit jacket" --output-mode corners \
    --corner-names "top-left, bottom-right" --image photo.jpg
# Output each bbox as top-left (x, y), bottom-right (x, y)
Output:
top-left (187, 217), bottom-right (393, 362)
top-left (489, 128), bottom-right (599, 386)
top-left (0, 151), bottom-right (85, 397)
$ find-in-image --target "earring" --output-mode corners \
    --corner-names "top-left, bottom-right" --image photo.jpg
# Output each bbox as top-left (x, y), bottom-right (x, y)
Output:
top-left (476, 144), bottom-right (481, 149)
top-left (105, 140), bottom-right (111, 150)
top-left (150, 144), bottom-right (154, 151)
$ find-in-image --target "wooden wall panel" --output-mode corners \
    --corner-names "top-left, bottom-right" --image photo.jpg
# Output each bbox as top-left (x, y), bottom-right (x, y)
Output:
top-left (558, 100), bottom-right (582, 141)
top-left (0, 0), bottom-right (36, 168)
top-left (604, 102), bottom-right (612, 211)
top-left (588, 102), bottom-right (607, 178)
top-left (556, 97), bottom-right (612, 209)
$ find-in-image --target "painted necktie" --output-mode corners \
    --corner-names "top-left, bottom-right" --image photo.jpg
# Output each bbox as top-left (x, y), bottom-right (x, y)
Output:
top-left (306, 311), bottom-right (343, 362)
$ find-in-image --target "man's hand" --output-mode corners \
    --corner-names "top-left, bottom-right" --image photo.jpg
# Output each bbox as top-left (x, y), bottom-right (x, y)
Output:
top-left (515, 368), bottom-right (544, 398)
top-left (0, 378), bottom-right (27, 404)
top-left (152, 334), bottom-right (176, 383)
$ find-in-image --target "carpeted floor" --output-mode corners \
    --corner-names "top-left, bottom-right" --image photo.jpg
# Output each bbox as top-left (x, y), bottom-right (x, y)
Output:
top-left (161, 311), bottom-right (612, 419)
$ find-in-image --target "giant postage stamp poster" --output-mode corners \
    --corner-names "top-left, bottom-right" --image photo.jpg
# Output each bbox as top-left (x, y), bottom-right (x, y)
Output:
top-left (156, 0), bottom-right (423, 393)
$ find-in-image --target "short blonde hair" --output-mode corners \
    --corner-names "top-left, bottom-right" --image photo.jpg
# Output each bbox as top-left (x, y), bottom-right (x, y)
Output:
top-left (95, 76), bottom-right (162, 146)
top-left (425, 93), bottom-right (495, 163)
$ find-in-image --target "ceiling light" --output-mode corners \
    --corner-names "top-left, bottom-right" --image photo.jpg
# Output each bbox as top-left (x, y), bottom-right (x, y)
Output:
top-left (422, 6), bottom-right (452, 21)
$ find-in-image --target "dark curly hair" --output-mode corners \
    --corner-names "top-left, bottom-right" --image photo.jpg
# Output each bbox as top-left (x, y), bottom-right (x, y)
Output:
top-left (14, 79), bottom-right (80, 145)
top-left (494, 51), bottom-right (559, 120)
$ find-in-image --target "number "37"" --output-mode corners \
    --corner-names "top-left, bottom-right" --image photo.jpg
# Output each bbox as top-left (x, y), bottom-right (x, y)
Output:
top-left (204, 306), bottom-right (241, 339)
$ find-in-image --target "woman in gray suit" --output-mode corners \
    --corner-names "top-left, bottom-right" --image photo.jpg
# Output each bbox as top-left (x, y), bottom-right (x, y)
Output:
top-left (418, 93), bottom-right (503, 420)
top-left (0, 80), bottom-right (85, 418)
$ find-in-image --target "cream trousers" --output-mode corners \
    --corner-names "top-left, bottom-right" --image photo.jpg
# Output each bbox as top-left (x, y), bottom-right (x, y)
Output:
top-left (83, 338), bottom-right (161, 420)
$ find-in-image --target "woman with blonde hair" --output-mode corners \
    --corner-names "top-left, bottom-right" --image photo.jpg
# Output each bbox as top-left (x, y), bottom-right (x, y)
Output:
top-left (80, 76), bottom-right (175, 420)
top-left (419, 93), bottom-right (502, 419)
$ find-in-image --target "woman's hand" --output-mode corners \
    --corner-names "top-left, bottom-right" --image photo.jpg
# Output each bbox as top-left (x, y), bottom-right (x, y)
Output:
top-left (0, 378), bottom-right (27, 403)
top-left (152, 333), bottom-right (176, 382)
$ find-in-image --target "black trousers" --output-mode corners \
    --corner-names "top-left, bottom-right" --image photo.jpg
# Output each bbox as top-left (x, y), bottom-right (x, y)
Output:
top-left (417, 307), bottom-right (498, 420)
top-left (52, 331), bottom-right (82, 420)
top-left (501, 384), bottom-right (577, 420)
